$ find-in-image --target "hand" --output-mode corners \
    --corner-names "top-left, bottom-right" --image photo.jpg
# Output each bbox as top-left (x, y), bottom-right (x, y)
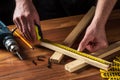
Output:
top-left (77, 23), bottom-right (108, 52)
top-left (13, 0), bottom-right (40, 42)
top-left (78, 0), bottom-right (116, 52)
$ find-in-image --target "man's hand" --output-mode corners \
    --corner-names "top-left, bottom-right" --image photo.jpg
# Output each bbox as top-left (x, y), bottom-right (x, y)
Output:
top-left (13, 0), bottom-right (40, 42)
top-left (78, 0), bottom-right (117, 52)
top-left (78, 23), bottom-right (108, 52)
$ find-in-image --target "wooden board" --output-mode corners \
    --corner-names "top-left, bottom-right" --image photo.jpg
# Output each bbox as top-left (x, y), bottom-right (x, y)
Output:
top-left (50, 6), bottom-right (95, 63)
top-left (65, 41), bottom-right (120, 72)
top-left (0, 9), bottom-right (119, 80)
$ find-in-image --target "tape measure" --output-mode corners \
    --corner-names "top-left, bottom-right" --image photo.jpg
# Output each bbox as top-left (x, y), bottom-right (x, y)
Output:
top-left (100, 56), bottom-right (120, 80)
top-left (35, 26), bottom-right (112, 70)
top-left (101, 72), bottom-right (120, 78)
top-left (35, 25), bottom-right (43, 40)
top-left (115, 56), bottom-right (120, 61)
top-left (109, 77), bottom-right (120, 80)
top-left (40, 39), bottom-right (112, 70)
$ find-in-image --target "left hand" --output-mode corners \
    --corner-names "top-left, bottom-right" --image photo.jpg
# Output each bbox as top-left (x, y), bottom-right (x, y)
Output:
top-left (77, 23), bottom-right (108, 52)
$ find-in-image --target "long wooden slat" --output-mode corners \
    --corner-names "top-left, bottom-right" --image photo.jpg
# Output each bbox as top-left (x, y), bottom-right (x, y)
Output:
top-left (65, 41), bottom-right (120, 72)
top-left (65, 60), bottom-right (86, 72)
top-left (40, 40), bottom-right (111, 70)
top-left (50, 6), bottom-right (95, 63)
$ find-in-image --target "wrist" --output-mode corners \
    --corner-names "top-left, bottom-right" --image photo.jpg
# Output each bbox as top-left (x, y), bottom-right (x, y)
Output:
top-left (90, 17), bottom-right (106, 30)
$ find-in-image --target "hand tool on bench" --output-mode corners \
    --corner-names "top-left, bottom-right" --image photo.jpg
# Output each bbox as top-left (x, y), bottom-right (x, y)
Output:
top-left (50, 6), bottom-right (95, 63)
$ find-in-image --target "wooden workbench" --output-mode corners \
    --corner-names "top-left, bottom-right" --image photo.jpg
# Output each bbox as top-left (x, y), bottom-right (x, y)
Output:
top-left (0, 10), bottom-right (120, 80)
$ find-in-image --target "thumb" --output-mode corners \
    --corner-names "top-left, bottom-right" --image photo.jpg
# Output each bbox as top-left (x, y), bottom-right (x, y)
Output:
top-left (34, 16), bottom-right (40, 26)
top-left (33, 12), bottom-right (40, 25)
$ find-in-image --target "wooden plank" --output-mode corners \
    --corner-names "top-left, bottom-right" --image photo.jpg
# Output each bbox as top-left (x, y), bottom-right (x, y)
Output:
top-left (63, 6), bottom-right (95, 46)
top-left (50, 6), bottom-right (95, 63)
top-left (40, 40), bottom-right (111, 70)
top-left (0, 9), bottom-right (119, 80)
top-left (65, 60), bottom-right (86, 72)
top-left (65, 41), bottom-right (120, 72)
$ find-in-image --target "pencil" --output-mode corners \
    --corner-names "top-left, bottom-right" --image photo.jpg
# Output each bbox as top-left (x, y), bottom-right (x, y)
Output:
top-left (14, 31), bottom-right (34, 49)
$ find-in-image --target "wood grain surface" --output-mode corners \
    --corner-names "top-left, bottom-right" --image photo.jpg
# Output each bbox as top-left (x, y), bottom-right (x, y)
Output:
top-left (0, 9), bottom-right (120, 80)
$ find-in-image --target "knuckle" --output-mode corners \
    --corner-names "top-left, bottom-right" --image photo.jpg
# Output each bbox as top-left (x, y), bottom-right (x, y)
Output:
top-left (22, 30), bottom-right (26, 34)
top-left (20, 15), bottom-right (24, 19)
top-left (102, 42), bottom-right (108, 48)
top-left (25, 14), bottom-right (31, 18)
top-left (13, 17), bottom-right (19, 21)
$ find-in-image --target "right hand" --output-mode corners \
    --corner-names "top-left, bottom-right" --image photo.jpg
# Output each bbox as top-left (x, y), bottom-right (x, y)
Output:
top-left (13, 0), bottom-right (40, 42)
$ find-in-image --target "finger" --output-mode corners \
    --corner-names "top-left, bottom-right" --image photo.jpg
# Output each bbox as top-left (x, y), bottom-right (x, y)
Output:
top-left (85, 39), bottom-right (98, 52)
top-left (20, 16), bottom-right (33, 41)
top-left (86, 45), bottom-right (95, 52)
top-left (86, 41), bottom-right (108, 52)
top-left (13, 18), bottom-right (22, 32)
top-left (34, 15), bottom-right (40, 25)
top-left (77, 37), bottom-right (90, 51)
top-left (86, 44), bottom-right (102, 52)
top-left (27, 18), bottom-right (36, 41)
top-left (14, 17), bottom-right (30, 41)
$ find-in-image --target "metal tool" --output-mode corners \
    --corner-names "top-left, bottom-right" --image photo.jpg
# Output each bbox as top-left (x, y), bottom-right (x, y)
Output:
top-left (0, 21), bottom-right (23, 60)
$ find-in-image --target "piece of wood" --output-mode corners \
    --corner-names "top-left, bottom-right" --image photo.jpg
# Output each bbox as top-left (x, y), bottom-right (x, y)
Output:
top-left (0, 10), bottom-right (119, 80)
top-left (40, 40), bottom-right (111, 70)
top-left (50, 51), bottom-right (64, 63)
top-left (65, 41), bottom-right (120, 72)
top-left (91, 41), bottom-right (120, 58)
top-left (63, 6), bottom-right (95, 47)
top-left (50, 6), bottom-right (95, 63)
top-left (65, 60), bottom-right (86, 72)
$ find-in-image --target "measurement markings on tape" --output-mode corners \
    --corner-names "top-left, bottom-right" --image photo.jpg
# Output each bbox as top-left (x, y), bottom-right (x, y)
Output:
top-left (100, 56), bottom-right (120, 79)
top-left (40, 39), bottom-right (112, 70)
top-left (109, 77), bottom-right (120, 80)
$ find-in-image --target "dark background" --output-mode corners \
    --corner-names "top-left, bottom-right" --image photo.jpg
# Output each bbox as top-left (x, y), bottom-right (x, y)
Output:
top-left (0, 0), bottom-right (119, 26)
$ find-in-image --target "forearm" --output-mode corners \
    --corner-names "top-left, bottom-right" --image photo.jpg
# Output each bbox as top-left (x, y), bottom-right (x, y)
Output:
top-left (15, 0), bottom-right (33, 6)
top-left (92, 0), bottom-right (117, 29)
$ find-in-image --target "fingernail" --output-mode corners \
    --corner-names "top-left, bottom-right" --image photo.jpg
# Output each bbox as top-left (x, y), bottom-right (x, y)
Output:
top-left (77, 47), bottom-right (84, 51)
